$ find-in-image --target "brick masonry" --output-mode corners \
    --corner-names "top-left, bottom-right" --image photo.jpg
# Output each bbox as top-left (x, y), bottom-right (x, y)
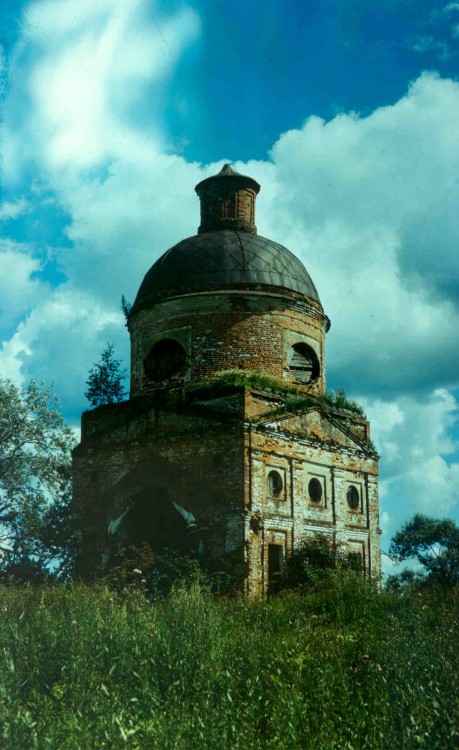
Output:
top-left (73, 384), bottom-right (380, 595)
top-left (72, 165), bottom-right (381, 595)
top-left (129, 292), bottom-right (328, 398)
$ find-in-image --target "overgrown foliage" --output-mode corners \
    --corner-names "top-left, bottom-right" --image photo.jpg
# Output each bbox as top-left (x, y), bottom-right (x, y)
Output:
top-left (284, 534), bottom-right (363, 590)
top-left (104, 543), bottom-right (232, 600)
top-left (85, 342), bottom-right (127, 407)
top-left (0, 379), bottom-right (76, 580)
top-left (0, 579), bottom-right (457, 749)
top-left (278, 387), bottom-right (366, 418)
top-left (182, 369), bottom-right (297, 398)
top-left (121, 295), bottom-right (132, 323)
top-left (168, 370), bottom-right (366, 418)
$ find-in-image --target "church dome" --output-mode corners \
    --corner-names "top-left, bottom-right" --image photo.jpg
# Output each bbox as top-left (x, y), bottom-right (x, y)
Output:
top-left (131, 164), bottom-right (322, 316)
top-left (131, 229), bottom-right (321, 314)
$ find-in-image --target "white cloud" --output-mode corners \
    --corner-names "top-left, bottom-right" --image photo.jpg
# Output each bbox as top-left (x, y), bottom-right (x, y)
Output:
top-left (364, 389), bottom-right (459, 531)
top-left (0, 240), bottom-right (49, 329)
top-left (444, 1), bottom-right (459, 11)
top-left (0, 198), bottom-right (30, 220)
top-left (0, 288), bottom-right (125, 423)
top-left (247, 74), bottom-right (459, 397)
top-left (2, 0), bottom-right (200, 178)
top-left (411, 36), bottom-right (453, 59)
top-left (0, 1), bottom-right (458, 539)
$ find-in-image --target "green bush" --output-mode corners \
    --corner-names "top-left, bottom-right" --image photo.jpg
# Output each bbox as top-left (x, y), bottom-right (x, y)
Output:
top-left (104, 543), bottom-right (233, 600)
top-left (284, 534), bottom-right (364, 591)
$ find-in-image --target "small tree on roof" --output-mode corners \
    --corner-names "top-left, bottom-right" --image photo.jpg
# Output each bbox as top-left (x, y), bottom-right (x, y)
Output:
top-left (85, 342), bottom-right (127, 407)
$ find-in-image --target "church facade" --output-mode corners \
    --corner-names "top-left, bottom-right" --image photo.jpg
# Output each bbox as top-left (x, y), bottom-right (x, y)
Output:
top-left (73, 164), bottom-right (381, 595)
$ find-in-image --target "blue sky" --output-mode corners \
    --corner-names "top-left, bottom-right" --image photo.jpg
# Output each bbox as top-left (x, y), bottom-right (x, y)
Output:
top-left (1, 0), bottom-right (459, 569)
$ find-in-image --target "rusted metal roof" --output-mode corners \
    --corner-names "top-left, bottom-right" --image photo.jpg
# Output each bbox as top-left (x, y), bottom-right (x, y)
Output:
top-left (131, 229), bottom-right (321, 314)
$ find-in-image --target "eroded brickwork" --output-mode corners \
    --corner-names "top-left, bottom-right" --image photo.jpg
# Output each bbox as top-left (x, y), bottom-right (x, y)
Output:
top-left (129, 292), bottom-right (328, 397)
top-left (195, 163), bottom-right (260, 234)
top-left (73, 387), bottom-right (380, 595)
top-left (244, 409), bottom-right (380, 597)
top-left (73, 164), bottom-right (381, 595)
top-left (74, 395), bottom-right (247, 581)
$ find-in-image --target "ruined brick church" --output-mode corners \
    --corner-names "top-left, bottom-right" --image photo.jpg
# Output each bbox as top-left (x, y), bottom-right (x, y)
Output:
top-left (73, 164), bottom-right (381, 595)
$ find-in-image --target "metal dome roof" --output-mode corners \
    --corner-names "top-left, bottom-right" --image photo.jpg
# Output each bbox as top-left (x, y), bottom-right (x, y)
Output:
top-left (131, 229), bottom-right (321, 314)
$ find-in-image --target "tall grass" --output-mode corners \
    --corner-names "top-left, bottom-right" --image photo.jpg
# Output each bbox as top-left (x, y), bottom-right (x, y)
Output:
top-left (0, 575), bottom-right (457, 749)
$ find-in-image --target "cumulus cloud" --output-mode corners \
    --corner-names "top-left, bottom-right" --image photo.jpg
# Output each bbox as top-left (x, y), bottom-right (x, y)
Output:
top-left (248, 74), bottom-right (459, 398)
top-left (0, 239), bottom-right (48, 330)
top-left (0, 288), bottom-right (123, 421)
top-left (2, 0), bottom-right (200, 179)
top-left (0, 0), bottom-right (201, 418)
top-left (0, 0), bottom-right (458, 544)
top-left (362, 389), bottom-right (459, 561)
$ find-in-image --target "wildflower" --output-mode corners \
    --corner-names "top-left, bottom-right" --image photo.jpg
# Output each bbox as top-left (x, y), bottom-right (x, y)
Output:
top-left (376, 664), bottom-right (382, 672)
top-left (132, 569), bottom-right (142, 575)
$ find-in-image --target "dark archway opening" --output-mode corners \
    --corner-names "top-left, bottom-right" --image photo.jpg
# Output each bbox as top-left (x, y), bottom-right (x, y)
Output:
top-left (114, 488), bottom-right (207, 558)
top-left (144, 339), bottom-right (186, 382)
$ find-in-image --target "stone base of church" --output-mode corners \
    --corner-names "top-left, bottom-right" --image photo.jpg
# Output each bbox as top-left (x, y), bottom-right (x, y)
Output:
top-left (73, 385), bottom-right (380, 596)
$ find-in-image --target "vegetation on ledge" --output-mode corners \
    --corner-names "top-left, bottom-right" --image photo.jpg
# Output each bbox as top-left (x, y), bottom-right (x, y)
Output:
top-left (166, 370), bottom-right (366, 419)
top-left (273, 388), bottom-right (366, 419)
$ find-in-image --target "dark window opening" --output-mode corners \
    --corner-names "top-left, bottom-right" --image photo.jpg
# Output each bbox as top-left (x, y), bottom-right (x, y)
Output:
top-left (268, 543), bottom-right (284, 596)
top-left (288, 343), bottom-right (320, 383)
top-left (267, 469), bottom-right (284, 498)
top-left (144, 338), bottom-right (186, 382)
top-left (347, 485), bottom-right (360, 510)
top-left (348, 549), bottom-right (364, 573)
top-left (308, 477), bottom-right (323, 503)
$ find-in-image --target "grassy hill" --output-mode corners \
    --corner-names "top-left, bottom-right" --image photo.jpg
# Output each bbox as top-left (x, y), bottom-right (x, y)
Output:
top-left (0, 575), bottom-right (457, 749)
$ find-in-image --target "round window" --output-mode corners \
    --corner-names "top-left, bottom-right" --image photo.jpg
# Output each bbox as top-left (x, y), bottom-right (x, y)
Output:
top-left (308, 477), bottom-right (323, 503)
top-left (267, 470), bottom-right (283, 498)
top-left (144, 339), bottom-right (186, 382)
top-left (288, 343), bottom-right (320, 383)
top-left (347, 485), bottom-right (360, 510)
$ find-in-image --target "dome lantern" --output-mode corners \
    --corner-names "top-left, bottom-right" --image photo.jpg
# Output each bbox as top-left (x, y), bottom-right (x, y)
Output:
top-left (195, 163), bottom-right (260, 234)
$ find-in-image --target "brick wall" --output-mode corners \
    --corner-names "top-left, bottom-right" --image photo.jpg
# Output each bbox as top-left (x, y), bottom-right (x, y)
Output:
top-left (73, 396), bottom-right (247, 581)
top-left (129, 292), bottom-right (328, 397)
top-left (244, 417), bottom-right (380, 597)
top-left (74, 388), bottom-right (380, 596)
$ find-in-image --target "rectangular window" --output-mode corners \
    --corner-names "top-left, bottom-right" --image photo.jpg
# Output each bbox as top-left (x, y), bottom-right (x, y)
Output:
top-left (268, 543), bottom-right (284, 595)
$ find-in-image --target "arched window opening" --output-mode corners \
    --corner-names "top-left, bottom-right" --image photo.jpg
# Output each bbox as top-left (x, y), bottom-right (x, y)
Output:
top-left (144, 338), bottom-right (186, 382)
top-left (288, 343), bottom-right (320, 383)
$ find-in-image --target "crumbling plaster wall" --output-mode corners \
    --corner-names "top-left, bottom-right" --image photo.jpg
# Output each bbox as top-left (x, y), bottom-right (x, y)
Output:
top-left (244, 421), bottom-right (380, 598)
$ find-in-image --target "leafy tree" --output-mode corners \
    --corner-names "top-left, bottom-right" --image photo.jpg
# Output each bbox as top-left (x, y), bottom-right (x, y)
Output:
top-left (389, 514), bottom-right (459, 587)
top-left (0, 378), bottom-right (76, 580)
top-left (85, 342), bottom-right (127, 407)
